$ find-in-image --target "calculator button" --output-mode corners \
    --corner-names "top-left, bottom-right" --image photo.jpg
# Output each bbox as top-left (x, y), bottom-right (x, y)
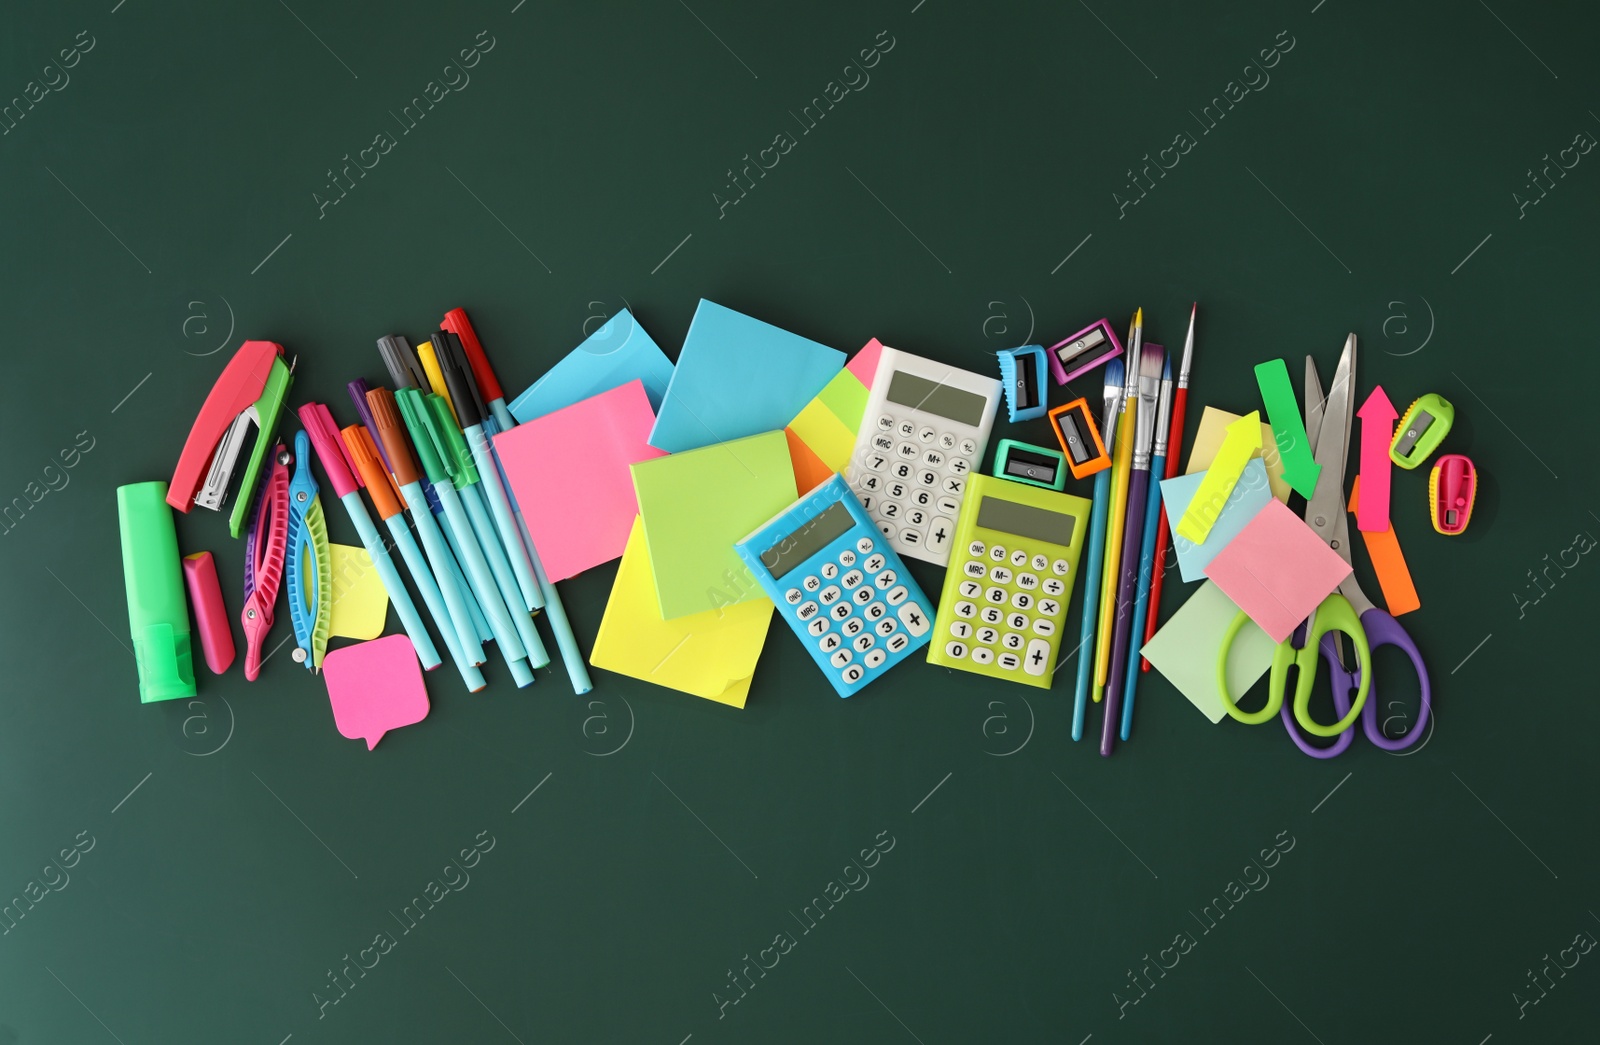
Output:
top-left (876, 617), bottom-right (898, 637)
top-left (1024, 639), bottom-right (1051, 675)
top-left (877, 415), bottom-right (894, 431)
top-left (860, 494), bottom-right (876, 513)
top-left (1010, 550), bottom-right (1029, 567)
top-left (841, 569), bottom-right (864, 589)
top-left (958, 580), bottom-right (981, 598)
top-left (921, 449), bottom-right (943, 467)
top-left (853, 633), bottom-right (876, 653)
top-left (1052, 559), bottom-right (1070, 576)
top-left (1032, 618), bottom-right (1056, 637)
top-left (911, 489), bottom-right (933, 508)
top-left (950, 458), bottom-right (970, 475)
top-left (886, 586), bottom-right (910, 606)
top-left (944, 476), bottom-right (965, 495)
top-left (797, 601), bottom-right (820, 621)
top-left (1038, 599), bottom-right (1061, 617)
top-left (806, 617), bottom-right (828, 636)
top-left (897, 420), bottom-right (916, 438)
top-left (878, 521), bottom-right (895, 539)
top-left (857, 536), bottom-right (874, 554)
top-left (945, 641), bottom-right (968, 659)
top-left (864, 554), bottom-right (886, 572)
top-left (1016, 573), bottom-right (1038, 590)
top-left (959, 438), bottom-right (978, 456)
top-left (784, 588), bottom-right (803, 605)
top-left (839, 549), bottom-right (857, 568)
top-left (906, 509), bottom-right (927, 526)
top-left (819, 585), bottom-right (841, 605)
top-left (975, 626), bottom-right (998, 645)
top-left (980, 606), bottom-right (1002, 625)
top-left (1031, 554), bottom-right (1049, 572)
top-left (874, 569), bottom-right (898, 590)
top-left (954, 601), bottom-right (976, 619)
top-left (917, 470), bottom-right (938, 488)
top-left (916, 426), bottom-right (935, 443)
top-left (990, 566), bottom-right (1013, 584)
top-left (829, 646), bottom-right (853, 667)
top-left (864, 649), bottom-right (887, 668)
top-left (928, 519), bottom-right (954, 553)
top-left (897, 442), bottom-right (919, 460)
top-left (1042, 578), bottom-right (1065, 597)
top-left (842, 664), bottom-right (865, 686)
top-left (897, 527), bottom-right (923, 548)
top-left (998, 652), bottom-right (1021, 671)
top-left (967, 540), bottom-right (986, 559)
top-left (842, 617), bottom-right (865, 637)
top-left (893, 463), bottom-right (912, 479)
top-left (853, 587), bottom-right (874, 605)
top-left (819, 633), bottom-right (843, 653)
top-left (962, 561), bottom-right (986, 579)
top-left (872, 434), bottom-right (894, 452)
top-left (939, 432), bottom-right (957, 450)
top-left (937, 496), bottom-right (961, 515)
top-left (883, 502), bottom-right (901, 519)
top-left (897, 604), bottom-right (930, 635)
top-left (887, 634), bottom-right (910, 654)
top-left (864, 602), bottom-right (887, 620)
top-left (972, 647), bottom-right (995, 665)
top-left (821, 562), bottom-right (839, 580)
top-left (988, 545), bottom-right (1006, 562)
top-left (887, 483), bottom-right (907, 499)
top-left (864, 455), bottom-right (887, 472)
top-left (830, 603), bottom-right (852, 621)
top-left (950, 620), bottom-right (973, 639)
top-left (985, 586), bottom-right (1007, 604)
top-left (1007, 612), bottom-right (1028, 630)
top-left (1001, 632), bottom-right (1025, 651)
top-left (859, 475), bottom-right (881, 493)
top-left (1011, 592), bottom-right (1033, 610)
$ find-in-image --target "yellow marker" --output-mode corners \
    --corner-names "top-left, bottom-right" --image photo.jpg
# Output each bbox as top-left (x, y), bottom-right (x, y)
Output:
top-left (1175, 411), bottom-right (1262, 544)
top-left (416, 337), bottom-right (459, 425)
top-left (1093, 396), bottom-right (1135, 695)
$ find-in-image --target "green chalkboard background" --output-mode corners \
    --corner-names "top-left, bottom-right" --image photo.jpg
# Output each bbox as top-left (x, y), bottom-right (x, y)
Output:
top-left (3, 1), bottom-right (1598, 1042)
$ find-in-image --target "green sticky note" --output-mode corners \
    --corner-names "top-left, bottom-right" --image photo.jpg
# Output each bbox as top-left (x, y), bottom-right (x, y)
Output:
top-left (631, 430), bottom-right (797, 620)
top-left (1140, 581), bottom-right (1276, 724)
top-left (815, 368), bottom-right (869, 430)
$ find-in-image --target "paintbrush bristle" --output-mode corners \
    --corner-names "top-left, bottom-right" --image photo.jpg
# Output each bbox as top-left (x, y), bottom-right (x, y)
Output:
top-left (1139, 342), bottom-right (1165, 381)
top-left (1103, 356), bottom-right (1124, 393)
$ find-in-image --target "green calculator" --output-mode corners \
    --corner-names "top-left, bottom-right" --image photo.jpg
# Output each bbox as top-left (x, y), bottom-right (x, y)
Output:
top-left (927, 474), bottom-right (1091, 687)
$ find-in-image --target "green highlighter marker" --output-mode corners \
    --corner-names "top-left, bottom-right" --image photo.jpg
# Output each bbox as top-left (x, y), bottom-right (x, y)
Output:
top-left (117, 481), bottom-right (197, 702)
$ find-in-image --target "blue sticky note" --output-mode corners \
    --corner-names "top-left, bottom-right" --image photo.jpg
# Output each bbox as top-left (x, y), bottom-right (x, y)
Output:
top-left (507, 309), bottom-right (674, 424)
top-left (648, 299), bottom-right (846, 454)
top-left (1160, 458), bottom-right (1274, 582)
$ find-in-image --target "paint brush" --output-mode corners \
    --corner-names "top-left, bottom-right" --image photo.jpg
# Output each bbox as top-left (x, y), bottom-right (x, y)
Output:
top-left (1143, 303), bottom-right (1195, 670)
top-left (1072, 357), bottom-right (1125, 740)
top-left (1121, 352), bottom-right (1172, 740)
top-left (1094, 309), bottom-right (1141, 696)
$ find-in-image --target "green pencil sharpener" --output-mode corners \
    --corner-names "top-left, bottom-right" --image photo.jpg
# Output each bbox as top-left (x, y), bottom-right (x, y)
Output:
top-left (992, 439), bottom-right (1068, 491)
top-left (1390, 393), bottom-right (1453, 470)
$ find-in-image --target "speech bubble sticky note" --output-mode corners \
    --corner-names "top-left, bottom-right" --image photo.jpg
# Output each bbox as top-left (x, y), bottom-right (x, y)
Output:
top-left (1141, 581), bottom-right (1276, 723)
top-left (323, 635), bottom-right (429, 750)
top-left (328, 543), bottom-right (389, 640)
top-left (1185, 406), bottom-right (1291, 503)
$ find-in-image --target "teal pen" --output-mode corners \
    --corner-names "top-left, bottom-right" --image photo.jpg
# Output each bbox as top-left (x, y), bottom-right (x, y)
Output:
top-left (422, 392), bottom-right (551, 670)
top-left (438, 507), bottom-right (494, 645)
top-left (394, 388), bottom-right (536, 688)
top-left (1073, 359), bottom-right (1125, 741)
top-left (1121, 354), bottom-right (1174, 740)
top-left (432, 330), bottom-right (545, 613)
top-left (443, 306), bottom-right (594, 695)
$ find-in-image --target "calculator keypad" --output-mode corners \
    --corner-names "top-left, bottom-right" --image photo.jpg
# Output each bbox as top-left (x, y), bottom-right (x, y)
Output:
top-left (938, 540), bottom-right (1069, 678)
top-left (851, 413), bottom-right (975, 561)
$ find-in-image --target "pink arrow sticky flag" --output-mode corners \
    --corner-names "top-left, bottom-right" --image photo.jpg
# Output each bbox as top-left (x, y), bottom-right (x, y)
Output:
top-left (1356, 386), bottom-right (1397, 533)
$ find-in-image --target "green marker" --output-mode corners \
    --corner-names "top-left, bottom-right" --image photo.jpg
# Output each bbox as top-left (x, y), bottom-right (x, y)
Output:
top-left (117, 481), bottom-right (197, 702)
top-left (1254, 358), bottom-right (1321, 499)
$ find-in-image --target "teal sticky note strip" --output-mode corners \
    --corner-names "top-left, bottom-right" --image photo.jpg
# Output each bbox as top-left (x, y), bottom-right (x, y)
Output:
top-left (1159, 458), bottom-right (1274, 583)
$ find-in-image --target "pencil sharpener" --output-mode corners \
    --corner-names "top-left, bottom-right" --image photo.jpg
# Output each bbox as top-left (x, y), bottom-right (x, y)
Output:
top-left (1047, 319), bottom-right (1123, 385)
top-left (1390, 393), bottom-right (1453, 469)
top-left (1429, 453), bottom-right (1476, 535)
top-left (1047, 397), bottom-right (1110, 479)
top-left (996, 345), bottom-right (1048, 422)
top-left (992, 439), bottom-right (1068, 491)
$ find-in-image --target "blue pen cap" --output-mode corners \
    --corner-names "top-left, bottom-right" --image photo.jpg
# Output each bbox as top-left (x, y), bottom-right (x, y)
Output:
top-left (117, 481), bottom-right (197, 702)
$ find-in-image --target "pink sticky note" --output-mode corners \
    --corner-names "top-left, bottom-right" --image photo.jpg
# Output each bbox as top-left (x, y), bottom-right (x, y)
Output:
top-left (493, 379), bottom-right (667, 582)
top-left (846, 338), bottom-right (885, 386)
top-left (1203, 499), bottom-right (1352, 643)
top-left (323, 635), bottom-right (430, 750)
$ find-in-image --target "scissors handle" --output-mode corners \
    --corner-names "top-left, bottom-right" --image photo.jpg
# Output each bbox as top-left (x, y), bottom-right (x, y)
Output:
top-left (1357, 608), bottom-right (1432, 751)
top-left (1292, 594), bottom-right (1371, 737)
top-left (1216, 609), bottom-right (1286, 724)
top-left (1280, 632), bottom-right (1357, 758)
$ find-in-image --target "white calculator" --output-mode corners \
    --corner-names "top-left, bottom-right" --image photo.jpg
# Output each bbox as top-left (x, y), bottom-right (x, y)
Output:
top-left (845, 346), bottom-right (1002, 565)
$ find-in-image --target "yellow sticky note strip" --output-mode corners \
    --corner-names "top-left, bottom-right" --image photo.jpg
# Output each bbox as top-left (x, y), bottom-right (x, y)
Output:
top-left (788, 398), bottom-right (857, 473)
top-left (1185, 406), bottom-right (1291, 503)
top-left (1141, 581), bottom-right (1276, 723)
top-left (328, 543), bottom-right (389, 641)
top-left (591, 518), bottom-right (773, 707)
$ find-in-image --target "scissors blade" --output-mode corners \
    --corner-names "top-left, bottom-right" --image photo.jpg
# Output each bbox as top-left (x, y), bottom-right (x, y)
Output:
top-left (1303, 357), bottom-right (1325, 459)
top-left (1305, 337), bottom-right (1355, 537)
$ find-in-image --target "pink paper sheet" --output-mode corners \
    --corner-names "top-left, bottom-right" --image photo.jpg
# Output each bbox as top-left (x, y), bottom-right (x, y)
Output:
top-left (323, 635), bottom-right (429, 750)
top-left (1203, 499), bottom-right (1352, 643)
top-left (493, 379), bottom-right (666, 582)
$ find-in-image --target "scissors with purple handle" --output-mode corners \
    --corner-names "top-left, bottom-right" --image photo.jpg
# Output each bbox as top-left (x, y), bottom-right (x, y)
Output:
top-left (1218, 335), bottom-right (1432, 754)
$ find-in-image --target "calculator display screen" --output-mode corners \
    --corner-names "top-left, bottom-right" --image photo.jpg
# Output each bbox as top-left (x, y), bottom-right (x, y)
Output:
top-left (885, 370), bottom-right (987, 426)
top-left (976, 497), bottom-right (1076, 547)
top-left (760, 502), bottom-right (854, 579)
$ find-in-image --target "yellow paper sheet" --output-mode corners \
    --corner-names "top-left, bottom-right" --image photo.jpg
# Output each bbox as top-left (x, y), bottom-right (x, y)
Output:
top-left (590, 518), bottom-right (773, 707)
top-left (328, 543), bottom-right (389, 641)
top-left (1184, 406), bottom-right (1291, 503)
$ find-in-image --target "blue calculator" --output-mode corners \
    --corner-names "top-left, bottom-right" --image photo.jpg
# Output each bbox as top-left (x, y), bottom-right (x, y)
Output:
top-left (735, 474), bottom-right (935, 697)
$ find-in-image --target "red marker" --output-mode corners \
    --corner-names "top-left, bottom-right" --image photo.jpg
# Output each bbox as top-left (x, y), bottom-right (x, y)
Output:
top-left (1356, 385), bottom-right (1397, 532)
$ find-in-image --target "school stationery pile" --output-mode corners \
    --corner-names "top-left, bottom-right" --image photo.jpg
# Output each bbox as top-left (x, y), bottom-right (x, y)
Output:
top-left (116, 297), bottom-right (1467, 757)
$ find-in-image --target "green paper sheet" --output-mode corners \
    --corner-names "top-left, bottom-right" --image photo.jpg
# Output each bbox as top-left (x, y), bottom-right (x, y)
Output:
top-left (1140, 580), bottom-right (1277, 724)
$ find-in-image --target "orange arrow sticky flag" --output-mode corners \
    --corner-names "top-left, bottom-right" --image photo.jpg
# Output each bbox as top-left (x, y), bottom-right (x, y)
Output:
top-left (1348, 476), bottom-right (1420, 616)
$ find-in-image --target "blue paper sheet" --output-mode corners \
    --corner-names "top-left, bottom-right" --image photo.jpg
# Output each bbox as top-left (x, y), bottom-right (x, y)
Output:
top-left (507, 309), bottom-right (674, 423)
top-left (1160, 458), bottom-right (1274, 583)
top-left (647, 299), bottom-right (846, 454)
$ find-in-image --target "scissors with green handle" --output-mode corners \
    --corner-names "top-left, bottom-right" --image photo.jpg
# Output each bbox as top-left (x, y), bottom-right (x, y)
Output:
top-left (1217, 335), bottom-right (1431, 750)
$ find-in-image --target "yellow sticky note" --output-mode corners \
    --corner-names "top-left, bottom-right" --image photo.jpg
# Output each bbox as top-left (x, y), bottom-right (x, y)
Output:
top-left (1185, 406), bottom-right (1291, 503)
top-left (591, 518), bottom-right (773, 707)
top-left (328, 543), bottom-right (389, 641)
top-left (787, 398), bottom-right (857, 473)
